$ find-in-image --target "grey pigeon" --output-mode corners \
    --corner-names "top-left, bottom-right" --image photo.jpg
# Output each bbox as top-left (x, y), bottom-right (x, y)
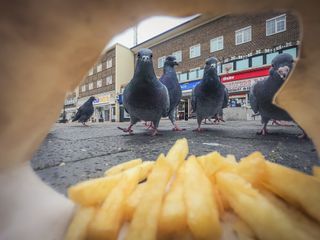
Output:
top-left (72, 96), bottom-right (96, 126)
top-left (249, 53), bottom-right (297, 135)
top-left (159, 55), bottom-right (184, 131)
top-left (191, 57), bottom-right (227, 131)
top-left (119, 48), bottom-right (169, 136)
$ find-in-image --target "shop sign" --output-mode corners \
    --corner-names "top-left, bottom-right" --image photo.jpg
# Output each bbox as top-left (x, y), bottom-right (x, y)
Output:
top-left (221, 66), bottom-right (269, 83)
top-left (180, 80), bottom-right (201, 91)
top-left (223, 77), bottom-right (266, 93)
top-left (93, 95), bottom-right (115, 105)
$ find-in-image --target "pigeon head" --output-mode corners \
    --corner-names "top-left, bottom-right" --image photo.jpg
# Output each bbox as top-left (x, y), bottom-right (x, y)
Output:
top-left (270, 53), bottom-right (294, 80)
top-left (164, 55), bottom-right (179, 67)
top-left (137, 48), bottom-right (153, 64)
top-left (204, 57), bottom-right (218, 76)
top-left (88, 96), bottom-right (96, 102)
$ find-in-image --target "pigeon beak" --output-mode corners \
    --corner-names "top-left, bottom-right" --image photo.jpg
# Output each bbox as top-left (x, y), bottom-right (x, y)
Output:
top-left (174, 61), bottom-right (179, 66)
top-left (141, 56), bottom-right (150, 62)
top-left (277, 66), bottom-right (290, 80)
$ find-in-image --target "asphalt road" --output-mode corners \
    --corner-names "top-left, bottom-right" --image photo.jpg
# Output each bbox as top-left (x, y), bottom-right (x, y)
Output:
top-left (31, 119), bottom-right (319, 195)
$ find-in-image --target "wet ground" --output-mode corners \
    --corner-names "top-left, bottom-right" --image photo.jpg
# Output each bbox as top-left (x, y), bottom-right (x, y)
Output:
top-left (31, 119), bottom-right (319, 195)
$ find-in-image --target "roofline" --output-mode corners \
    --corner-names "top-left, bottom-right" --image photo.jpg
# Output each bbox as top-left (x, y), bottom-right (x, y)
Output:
top-left (102, 42), bottom-right (131, 55)
top-left (131, 14), bottom-right (225, 52)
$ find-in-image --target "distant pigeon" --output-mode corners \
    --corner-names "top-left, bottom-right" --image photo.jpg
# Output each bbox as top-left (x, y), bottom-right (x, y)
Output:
top-left (72, 96), bottom-right (96, 126)
top-left (249, 53), bottom-right (298, 135)
top-left (159, 55), bottom-right (184, 131)
top-left (191, 57), bottom-right (227, 131)
top-left (119, 48), bottom-right (169, 136)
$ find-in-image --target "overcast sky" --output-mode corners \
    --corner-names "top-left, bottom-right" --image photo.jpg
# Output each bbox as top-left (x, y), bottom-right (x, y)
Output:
top-left (107, 15), bottom-right (197, 49)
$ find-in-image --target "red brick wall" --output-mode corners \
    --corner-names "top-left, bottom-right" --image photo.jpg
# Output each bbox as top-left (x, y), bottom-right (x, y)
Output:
top-left (79, 48), bottom-right (116, 98)
top-left (143, 11), bottom-right (300, 77)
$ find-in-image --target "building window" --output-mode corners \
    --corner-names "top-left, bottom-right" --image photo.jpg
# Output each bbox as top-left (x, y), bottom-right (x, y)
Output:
top-left (282, 47), bottom-right (297, 58)
top-left (97, 64), bottom-right (102, 72)
top-left (106, 75), bottom-right (113, 85)
top-left (88, 83), bottom-right (93, 90)
top-left (180, 72), bottom-right (188, 82)
top-left (210, 36), bottom-right (224, 52)
top-left (217, 63), bottom-right (222, 74)
top-left (266, 14), bottom-right (286, 36)
top-left (158, 56), bottom-right (165, 68)
top-left (222, 63), bottom-right (234, 73)
top-left (88, 68), bottom-right (93, 76)
top-left (97, 79), bottom-right (102, 88)
top-left (172, 50), bottom-right (182, 62)
top-left (266, 51), bottom-right (279, 65)
top-left (235, 59), bottom-right (249, 71)
top-left (235, 26), bottom-right (252, 45)
top-left (176, 72), bottom-right (181, 82)
top-left (81, 85), bottom-right (86, 92)
top-left (251, 55), bottom-right (264, 68)
top-left (106, 58), bottom-right (112, 69)
top-left (189, 68), bottom-right (203, 80)
top-left (189, 44), bottom-right (201, 58)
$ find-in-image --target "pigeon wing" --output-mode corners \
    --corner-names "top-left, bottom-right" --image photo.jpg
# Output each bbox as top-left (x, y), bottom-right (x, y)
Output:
top-left (249, 83), bottom-right (259, 114)
top-left (191, 86), bottom-right (197, 112)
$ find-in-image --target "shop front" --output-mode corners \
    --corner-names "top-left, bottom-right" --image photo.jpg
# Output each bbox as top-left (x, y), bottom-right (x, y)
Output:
top-left (179, 80), bottom-right (201, 120)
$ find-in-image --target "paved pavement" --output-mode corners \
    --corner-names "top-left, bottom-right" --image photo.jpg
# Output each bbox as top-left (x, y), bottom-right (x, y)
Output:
top-left (31, 119), bottom-right (319, 195)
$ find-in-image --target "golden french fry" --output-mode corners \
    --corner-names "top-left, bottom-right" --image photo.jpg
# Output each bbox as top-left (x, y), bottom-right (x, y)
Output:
top-left (237, 151), bottom-right (267, 187)
top-left (68, 174), bottom-right (122, 206)
top-left (197, 151), bottom-right (237, 180)
top-left (263, 161), bottom-right (320, 222)
top-left (184, 156), bottom-right (221, 240)
top-left (233, 218), bottom-right (256, 240)
top-left (124, 182), bottom-right (147, 221)
top-left (88, 166), bottom-right (140, 240)
top-left (104, 159), bottom-right (142, 176)
top-left (166, 138), bottom-right (188, 172)
top-left (261, 190), bottom-right (320, 239)
top-left (216, 172), bottom-right (315, 240)
top-left (158, 164), bottom-right (187, 237)
top-left (138, 161), bottom-right (154, 182)
top-left (64, 207), bottom-right (96, 240)
top-left (125, 154), bottom-right (172, 240)
top-left (312, 166), bottom-right (320, 179)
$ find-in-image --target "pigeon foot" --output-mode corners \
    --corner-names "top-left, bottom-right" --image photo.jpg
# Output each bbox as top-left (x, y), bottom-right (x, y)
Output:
top-left (193, 128), bottom-right (206, 132)
top-left (256, 129), bottom-right (268, 136)
top-left (117, 126), bottom-right (134, 134)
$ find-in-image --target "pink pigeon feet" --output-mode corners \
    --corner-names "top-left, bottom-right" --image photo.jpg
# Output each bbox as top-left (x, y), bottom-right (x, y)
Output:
top-left (257, 127), bottom-right (268, 136)
top-left (213, 117), bottom-right (225, 124)
top-left (117, 126), bottom-right (134, 135)
top-left (172, 124), bottom-right (186, 131)
top-left (193, 127), bottom-right (206, 132)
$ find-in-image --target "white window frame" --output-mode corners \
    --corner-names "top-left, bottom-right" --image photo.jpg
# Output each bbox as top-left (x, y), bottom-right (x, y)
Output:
top-left (97, 79), bottom-right (102, 88)
top-left (97, 64), bottom-right (102, 72)
top-left (235, 26), bottom-right (252, 45)
top-left (88, 68), bottom-right (93, 76)
top-left (106, 58), bottom-right (112, 69)
top-left (266, 14), bottom-right (286, 36)
top-left (81, 85), bottom-right (86, 92)
top-left (158, 56), bottom-right (165, 68)
top-left (189, 67), bottom-right (201, 79)
top-left (172, 50), bottom-right (182, 62)
top-left (88, 82), bottom-right (93, 90)
top-left (189, 44), bottom-right (201, 58)
top-left (106, 75), bottom-right (113, 85)
top-left (210, 36), bottom-right (224, 52)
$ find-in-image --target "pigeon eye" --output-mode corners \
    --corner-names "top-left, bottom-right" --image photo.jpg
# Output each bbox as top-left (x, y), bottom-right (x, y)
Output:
top-left (150, 54), bottom-right (153, 58)
top-left (137, 53), bottom-right (141, 58)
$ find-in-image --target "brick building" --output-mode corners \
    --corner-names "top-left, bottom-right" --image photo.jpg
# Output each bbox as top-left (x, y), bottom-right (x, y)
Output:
top-left (77, 43), bottom-right (134, 122)
top-left (130, 11), bottom-right (300, 120)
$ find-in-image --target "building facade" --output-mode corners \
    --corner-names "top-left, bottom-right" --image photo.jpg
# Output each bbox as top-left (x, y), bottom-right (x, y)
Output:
top-left (131, 11), bottom-right (300, 120)
top-left (77, 43), bottom-right (134, 122)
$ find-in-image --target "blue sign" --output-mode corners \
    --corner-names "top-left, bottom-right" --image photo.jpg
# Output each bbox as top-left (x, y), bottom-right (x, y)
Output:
top-left (117, 94), bottom-right (123, 104)
top-left (180, 80), bottom-right (201, 91)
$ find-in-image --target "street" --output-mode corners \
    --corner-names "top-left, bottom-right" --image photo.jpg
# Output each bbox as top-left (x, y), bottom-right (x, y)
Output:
top-left (31, 119), bottom-right (319, 195)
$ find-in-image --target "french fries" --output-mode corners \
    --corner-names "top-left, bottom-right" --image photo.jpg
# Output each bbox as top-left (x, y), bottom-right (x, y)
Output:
top-left (184, 156), bottom-right (221, 240)
top-left (64, 207), bottom-right (96, 240)
top-left (166, 138), bottom-right (188, 172)
top-left (66, 138), bottom-right (320, 240)
top-left (68, 174), bottom-right (122, 206)
top-left (263, 161), bottom-right (320, 222)
top-left (216, 172), bottom-right (316, 240)
top-left (158, 164), bottom-right (187, 237)
top-left (88, 167), bottom-right (141, 240)
top-left (104, 158), bottom-right (142, 176)
top-left (126, 154), bottom-right (173, 240)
